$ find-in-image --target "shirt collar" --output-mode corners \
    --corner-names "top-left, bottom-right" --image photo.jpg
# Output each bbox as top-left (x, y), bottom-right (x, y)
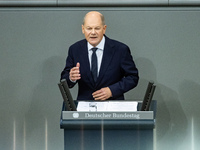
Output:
top-left (88, 36), bottom-right (105, 51)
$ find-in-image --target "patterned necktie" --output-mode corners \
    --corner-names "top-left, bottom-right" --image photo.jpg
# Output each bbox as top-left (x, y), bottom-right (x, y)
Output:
top-left (91, 47), bottom-right (98, 82)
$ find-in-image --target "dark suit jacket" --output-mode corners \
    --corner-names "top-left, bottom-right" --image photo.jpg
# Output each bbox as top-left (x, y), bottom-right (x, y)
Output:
top-left (61, 36), bottom-right (139, 100)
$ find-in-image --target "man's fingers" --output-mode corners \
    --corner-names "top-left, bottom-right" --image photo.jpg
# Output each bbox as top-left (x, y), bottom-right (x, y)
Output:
top-left (71, 69), bottom-right (80, 75)
top-left (93, 93), bottom-right (102, 99)
top-left (70, 70), bottom-right (81, 78)
top-left (92, 90), bottom-right (101, 96)
top-left (76, 62), bottom-right (80, 68)
top-left (71, 66), bottom-right (79, 72)
top-left (92, 88), bottom-right (112, 100)
top-left (70, 63), bottom-right (81, 81)
top-left (94, 94), bottom-right (107, 100)
top-left (92, 89), bottom-right (104, 98)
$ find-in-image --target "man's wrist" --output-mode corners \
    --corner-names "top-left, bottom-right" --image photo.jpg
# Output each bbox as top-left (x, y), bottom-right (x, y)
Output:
top-left (69, 78), bottom-right (76, 83)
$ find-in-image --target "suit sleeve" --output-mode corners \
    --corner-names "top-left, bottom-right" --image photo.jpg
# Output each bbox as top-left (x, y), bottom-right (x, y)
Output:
top-left (108, 46), bottom-right (139, 98)
top-left (60, 46), bottom-right (77, 88)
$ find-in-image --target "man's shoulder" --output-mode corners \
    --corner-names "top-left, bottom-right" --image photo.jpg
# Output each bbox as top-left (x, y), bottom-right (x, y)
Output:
top-left (69, 39), bottom-right (87, 49)
top-left (105, 36), bottom-right (129, 49)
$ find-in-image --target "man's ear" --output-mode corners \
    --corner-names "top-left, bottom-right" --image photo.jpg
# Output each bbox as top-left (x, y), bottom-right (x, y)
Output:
top-left (103, 25), bottom-right (107, 34)
top-left (82, 25), bottom-right (85, 34)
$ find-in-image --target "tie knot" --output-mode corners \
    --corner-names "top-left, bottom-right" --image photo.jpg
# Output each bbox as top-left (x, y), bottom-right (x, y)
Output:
top-left (91, 47), bottom-right (98, 52)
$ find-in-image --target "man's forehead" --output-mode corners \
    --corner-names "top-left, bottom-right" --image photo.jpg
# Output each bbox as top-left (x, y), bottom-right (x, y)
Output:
top-left (83, 19), bottom-right (103, 27)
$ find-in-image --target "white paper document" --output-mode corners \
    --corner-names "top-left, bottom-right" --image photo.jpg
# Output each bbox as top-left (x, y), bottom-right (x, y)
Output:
top-left (77, 101), bottom-right (138, 112)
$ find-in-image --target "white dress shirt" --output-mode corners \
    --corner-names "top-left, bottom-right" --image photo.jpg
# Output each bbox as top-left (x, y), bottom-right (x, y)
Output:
top-left (87, 36), bottom-right (105, 76)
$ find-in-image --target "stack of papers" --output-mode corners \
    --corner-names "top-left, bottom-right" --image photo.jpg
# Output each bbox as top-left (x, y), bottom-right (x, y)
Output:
top-left (77, 101), bottom-right (138, 112)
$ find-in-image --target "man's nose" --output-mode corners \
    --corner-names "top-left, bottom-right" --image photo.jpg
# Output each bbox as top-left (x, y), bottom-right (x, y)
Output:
top-left (91, 29), bottom-right (96, 34)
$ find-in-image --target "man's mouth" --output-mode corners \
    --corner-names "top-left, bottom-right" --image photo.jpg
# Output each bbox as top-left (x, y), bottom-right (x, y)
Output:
top-left (90, 37), bottom-right (97, 39)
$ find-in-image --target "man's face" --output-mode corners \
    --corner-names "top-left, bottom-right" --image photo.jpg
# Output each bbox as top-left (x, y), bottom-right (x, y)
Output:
top-left (82, 13), bottom-right (107, 47)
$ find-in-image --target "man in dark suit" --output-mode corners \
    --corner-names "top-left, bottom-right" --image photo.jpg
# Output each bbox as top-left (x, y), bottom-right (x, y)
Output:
top-left (61, 11), bottom-right (139, 100)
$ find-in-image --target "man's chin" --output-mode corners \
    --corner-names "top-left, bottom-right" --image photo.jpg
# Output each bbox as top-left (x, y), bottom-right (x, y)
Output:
top-left (89, 41), bottom-right (98, 47)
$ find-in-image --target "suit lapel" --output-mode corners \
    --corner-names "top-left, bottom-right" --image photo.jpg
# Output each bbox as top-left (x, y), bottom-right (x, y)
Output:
top-left (96, 37), bottom-right (115, 87)
top-left (79, 40), bottom-right (96, 87)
